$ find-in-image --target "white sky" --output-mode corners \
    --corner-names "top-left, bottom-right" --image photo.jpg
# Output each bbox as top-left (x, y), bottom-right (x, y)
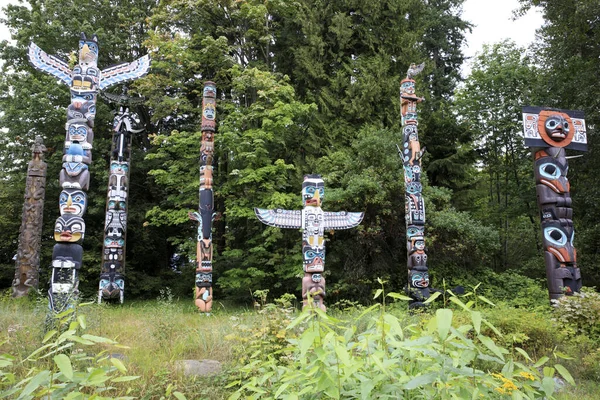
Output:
top-left (0, 0), bottom-right (543, 77)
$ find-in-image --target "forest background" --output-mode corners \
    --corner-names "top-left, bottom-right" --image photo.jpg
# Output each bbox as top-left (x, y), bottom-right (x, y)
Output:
top-left (0, 0), bottom-right (598, 306)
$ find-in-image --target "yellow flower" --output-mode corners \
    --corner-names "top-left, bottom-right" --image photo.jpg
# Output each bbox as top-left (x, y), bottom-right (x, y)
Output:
top-left (519, 371), bottom-right (535, 381)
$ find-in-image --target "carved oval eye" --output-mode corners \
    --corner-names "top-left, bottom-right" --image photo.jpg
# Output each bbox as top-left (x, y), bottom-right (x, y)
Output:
top-left (70, 223), bottom-right (83, 232)
top-left (539, 163), bottom-right (561, 180)
top-left (546, 119), bottom-right (558, 129)
top-left (59, 193), bottom-right (68, 203)
top-left (305, 250), bottom-right (315, 259)
top-left (544, 226), bottom-right (567, 246)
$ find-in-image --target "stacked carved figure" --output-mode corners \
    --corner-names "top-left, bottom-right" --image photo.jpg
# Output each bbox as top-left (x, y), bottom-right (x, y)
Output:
top-left (99, 93), bottom-right (146, 303)
top-left (28, 32), bottom-right (150, 311)
top-left (13, 136), bottom-right (47, 298)
top-left (398, 63), bottom-right (430, 308)
top-left (255, 175), bottom-right (364, 311)
top-left (522, 107), bottom-right (587, 300)
top-left (189, 82), bottom-right (217, 314)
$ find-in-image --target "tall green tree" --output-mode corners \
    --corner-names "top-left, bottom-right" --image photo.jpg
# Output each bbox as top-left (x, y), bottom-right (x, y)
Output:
top-left (454, 41), bottom-right (543, 274)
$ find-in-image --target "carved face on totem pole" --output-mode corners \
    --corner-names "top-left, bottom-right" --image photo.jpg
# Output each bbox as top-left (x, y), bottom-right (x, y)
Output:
top-left (66, 119), bottom-right (94, 149)
top-left (78, 33), bottom-right (99, 68)
top-left (302, 174), bottom-right (325, 207)
top-left (542, 221), bottom-right (576, 264)
top-left (409, 266), bottom-right (429, 289)
top-left (534, 151), bottom-right (570, 194)
top-left (196, 272), bottom-right (212, 288)
top-left (538, 112), bottom-right (573, 146)
top-left (302, 175), bottom-right (326, 273)
top-left (54, 215), bottom-right (85, 243)
top-left (59, 189), bottom-right (87, 216)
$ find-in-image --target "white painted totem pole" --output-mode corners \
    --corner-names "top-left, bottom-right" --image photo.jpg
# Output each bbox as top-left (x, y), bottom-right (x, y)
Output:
top-left (189, 81), bottom-right (217, 314)
top-left (398, 63), bottom-right (431, 309)
top-left (13, 136), bottom-right (47, 297)
top-left (522, 107), bottom-right (587, 300)
top-left (28, 33), bottom-right (150, 312)
top-left (255, 175), bottom-right (364, 311)
top-left (99, 91), bottom-right (147, 304)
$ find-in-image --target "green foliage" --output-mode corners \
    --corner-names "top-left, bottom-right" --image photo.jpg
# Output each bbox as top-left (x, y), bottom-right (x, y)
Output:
top-left (0, 307), bottom-right (139, 399)
top-left (552, 287), bottom-right (600, 341)
top-left (228, 291), bottom-right (570, 399)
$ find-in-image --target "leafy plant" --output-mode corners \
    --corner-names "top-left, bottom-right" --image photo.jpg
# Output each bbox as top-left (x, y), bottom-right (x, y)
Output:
top-left (227, 285), bottom-right (573, 399)
top-left (0, 306), bottom-right (139, 399)
top-left (552, 287), bottom-right (600, 340)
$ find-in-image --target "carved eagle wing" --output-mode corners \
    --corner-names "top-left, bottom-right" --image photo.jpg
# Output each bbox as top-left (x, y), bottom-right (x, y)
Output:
top-left (100, 55), bottom-right (150, 90)
top-left (28, 42), bottom-right (72, 86)
top-left (323, 211), bottom-right (364, 230)
top-left (254, 208), bottom-right (302, 229)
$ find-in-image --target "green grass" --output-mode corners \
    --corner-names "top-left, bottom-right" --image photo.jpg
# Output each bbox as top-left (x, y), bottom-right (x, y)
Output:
top-left (1, 293), bottom-right (599, 399)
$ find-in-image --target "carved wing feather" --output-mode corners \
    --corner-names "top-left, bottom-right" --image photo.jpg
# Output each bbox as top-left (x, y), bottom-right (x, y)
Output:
top-left (28, 42), bottom-right (72, 86)
top-left (100, 55), bottom-right (151, 90)
top-left (254, 208), bottom-right (302, 229)
top-left (323, 211), bottom-right (364, 230)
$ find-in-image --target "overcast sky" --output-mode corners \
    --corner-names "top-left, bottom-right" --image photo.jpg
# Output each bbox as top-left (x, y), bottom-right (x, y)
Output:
top-left (0, 0), bottom-right (544, 77)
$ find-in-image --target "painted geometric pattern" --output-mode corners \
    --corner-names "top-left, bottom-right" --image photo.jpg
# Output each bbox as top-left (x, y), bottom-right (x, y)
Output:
top-left (323, 211), bottom-right (364, 230)
top-left (522, 112), bottom-right (587, 145)
top-left (100, 55), bottom-right (151, 90)
top-left (28, 42), bottom-right (72, 86)
top-left (254, 208), bottom-right (302, 229)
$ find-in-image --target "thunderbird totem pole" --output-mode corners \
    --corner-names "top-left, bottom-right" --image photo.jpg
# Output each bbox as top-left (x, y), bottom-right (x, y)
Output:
top-left (522, 106), bottom-right (586, 300)
top-left (255, 175), bottom-right (364, 311)
top-left (13, 136), bottom-right (47, 297)
top-left (189, 81), bottom-right (217, 314)
top-left (98, 91), bottom-right (147, 304)
top-left (398, 63), bottom-right (431, 308)
top-left (28, 33), bottom-right (150, 312)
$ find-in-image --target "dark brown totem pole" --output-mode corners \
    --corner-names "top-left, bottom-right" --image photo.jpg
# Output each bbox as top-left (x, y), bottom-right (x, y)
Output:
top-left (189, 82), bottom-right (217, 314)
top-left (98, 91), bottom-right (146, 304)
top-left (398, 63), bottom-right (431, 309)
top-left (28, 33), bottom-right (150, 312)
top-left (522, 106), bottom-right (587, 300)
top-left (255, 175), bottom-right (364, 311)
top-left (12, 136), bottom-right (47, 297)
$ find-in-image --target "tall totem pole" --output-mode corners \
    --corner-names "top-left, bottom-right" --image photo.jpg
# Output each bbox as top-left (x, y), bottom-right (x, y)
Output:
top-left (28, 33), bottom-right (150, 312)
top-left (254, 175), bottom-right (364, 311)
top-left (13, 136), bottom-right (47, 297)
top-left (398, 63), bottom-right (431, 308)
top-left (189, 82), bottom-right (217, 314)
top-left (522, 106), bottom-right (586, 300)
top-left (98, 91), bottom-right (146, 304)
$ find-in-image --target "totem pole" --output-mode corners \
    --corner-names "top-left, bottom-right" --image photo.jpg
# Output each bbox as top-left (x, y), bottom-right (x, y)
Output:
top-left (12, 136), bottom-right (47, 297)
top-left (398, 62), bottom-right (430, 308)
top-left (254, 175), bottom-right (364, 311)
top-left (189, 81), bottom-right (217, 314)
top-left (28, 33), bottom-right (150, 312)
top-left (98, 91), bottom-right (146, 304)
top-left (522, 106), bottom-right (586, 300)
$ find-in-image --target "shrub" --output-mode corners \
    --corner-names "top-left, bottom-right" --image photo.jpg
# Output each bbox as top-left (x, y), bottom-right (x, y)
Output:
top-left (552, 287), bottom-right (600, 341)
top-left (227, 284), bottom-right (573, 399)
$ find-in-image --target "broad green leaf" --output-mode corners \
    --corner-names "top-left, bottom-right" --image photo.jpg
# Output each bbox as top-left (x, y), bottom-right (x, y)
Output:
top-left (77, 315), bottom-right (87, 330)
top-left (111, 375), bottom-right (140, 383)
top-left (423, 291), bottom-right (442, 304)
top-left (471, 311), bottom-right (482, 335)
top-left (18, 370), bottom-right (51, 398)
top-left (81, 334), bottom-right (117, 344)
top-left (477, 295), bottom-right (495, 306)
top-left (533, 356), bottom-right (549, 368)
top-left (554, 351), bottom-right (574, 360)
top-left (541, 376), bottom-right (555, 397)
top-left (449, 296), bottom-right (471, 312)
top-left (373, 289), bottom-right (383, 299)
top-left (436, 309), bottom-right (452, 341)
top-left (54, 353), bottom-right (73, 380)
top-left (173, 392), bottom-right (187, 400)
top-left (111, 357), bottom-right (127, 373)
top-left (477, 335), bottom-right (505, 361)
top-left (554, 364), bottom-right (575, 386)
top-left (387, 292), bottom-right (412, 301)
top-left (404, 372), bottom-right (438, 390)
top-left (42, 330), bottom-right (58, 343)
top-left (514, 347), bottom-right (532, 362)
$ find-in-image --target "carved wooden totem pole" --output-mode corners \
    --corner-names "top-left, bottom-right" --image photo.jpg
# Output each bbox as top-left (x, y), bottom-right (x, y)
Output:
top-left (13, 136), bottom-right (47, 297)
top-left (255, 175), bottom-right (364, 311)
top-left (99, 91), bottom-right (146, 304)
top-left (29, 33), bottom-right (150, 312)
top-left (189, 81), bottom-right (217, 314)
top-left (398, 63), bottom-right (430, 308)
top-left (522, 106), bottom-right (587, 300)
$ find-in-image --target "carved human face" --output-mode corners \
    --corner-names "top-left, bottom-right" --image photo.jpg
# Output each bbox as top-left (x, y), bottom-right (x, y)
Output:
top-left (544, 114), bottom-right (570, 142)
top-left (302, 175), bottom-right (325, 207)
top-left (59, 189), bottom-right (87, 216)
top-left (54, 215), bottom-right (85, 243)
top-left (303, 243), bottom-right (325, 272)
top-left (410, 268), bottom-right (429, 289)
top-left (67, 121), bottom-right (91, 144)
